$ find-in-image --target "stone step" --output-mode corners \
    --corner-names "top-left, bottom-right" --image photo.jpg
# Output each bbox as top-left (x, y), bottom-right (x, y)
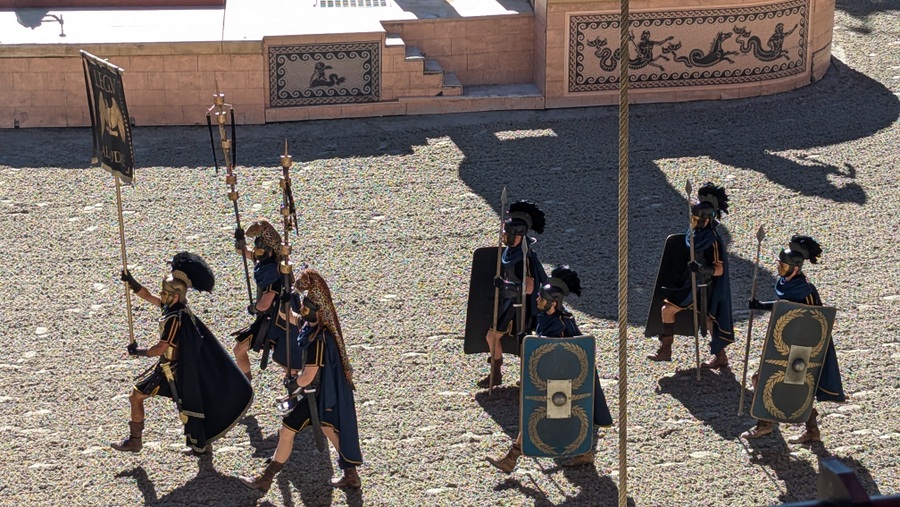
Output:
top-left (462, 83), bottom-right (541, 97)
top-left (404, 46), bottom-right (425, 62)
top-left (385, 33), bottom-right (405, 47)
top-left (424, 58), bottom-right (443, 75)
top-left (442, 72), bottom-right (462, 89)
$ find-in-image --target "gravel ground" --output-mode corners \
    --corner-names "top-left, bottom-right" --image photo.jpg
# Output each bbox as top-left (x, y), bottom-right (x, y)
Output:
top-left (1, 4), bottom-right (898, 506)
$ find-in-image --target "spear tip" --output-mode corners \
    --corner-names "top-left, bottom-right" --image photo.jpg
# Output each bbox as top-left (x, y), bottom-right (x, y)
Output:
top-left (283, 138), bottom-right (289, 157)
top-left (685, 180), bottom-right (693, 196)
top-left (756, 225), bottom-right (766, 242)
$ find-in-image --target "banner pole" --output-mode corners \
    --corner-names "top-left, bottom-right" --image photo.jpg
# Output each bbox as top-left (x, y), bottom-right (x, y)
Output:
top-left (114, 174), bottom-right (135, 345)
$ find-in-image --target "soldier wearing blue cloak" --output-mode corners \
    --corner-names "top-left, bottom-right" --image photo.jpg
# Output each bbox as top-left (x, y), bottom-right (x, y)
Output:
top-left (647, 182), bottom-right (735, 369)
top-left (487, 266), bottom-right (612, 472)
top-left (113, 252), bottom-right (253, 455)
top-left (231, 219), bottom-right (285, 380)
top-left (239, 268), bottom-right (363, 492)
top-left (742, 235), bottom-right (846, 442)
top-left (478, 200), bottom-right (549, 389)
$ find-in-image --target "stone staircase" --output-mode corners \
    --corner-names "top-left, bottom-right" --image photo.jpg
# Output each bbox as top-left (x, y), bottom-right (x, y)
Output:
top-left (384, 33), bottom-right (463, 100)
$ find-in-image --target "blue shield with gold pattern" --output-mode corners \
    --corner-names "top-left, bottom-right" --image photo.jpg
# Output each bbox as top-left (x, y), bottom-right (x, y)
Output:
top-left (520, 335), bottom-right (595, 457)
top-left (751, 301), bottom-right (836, 424)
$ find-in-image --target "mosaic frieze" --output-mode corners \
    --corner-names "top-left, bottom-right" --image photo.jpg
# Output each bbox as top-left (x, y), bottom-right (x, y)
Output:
top-left (569, 0), bottom-right (808, 93)
top-left (269, 42), bottom-right (380, 107)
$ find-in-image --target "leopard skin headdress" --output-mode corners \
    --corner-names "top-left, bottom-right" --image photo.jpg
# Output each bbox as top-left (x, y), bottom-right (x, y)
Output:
top-left (245, 219), bottom-right (283, 256)
top-left (295, 268), bottom-right (354, 389)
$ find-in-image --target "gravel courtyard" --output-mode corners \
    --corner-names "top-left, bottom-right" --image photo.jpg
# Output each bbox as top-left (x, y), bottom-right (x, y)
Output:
top-left (0, 3), bottom-right (898, 506)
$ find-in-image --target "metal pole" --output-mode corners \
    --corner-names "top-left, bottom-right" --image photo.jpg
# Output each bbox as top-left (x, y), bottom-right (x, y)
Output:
top-left (686, 180), bottom-right (702, 381)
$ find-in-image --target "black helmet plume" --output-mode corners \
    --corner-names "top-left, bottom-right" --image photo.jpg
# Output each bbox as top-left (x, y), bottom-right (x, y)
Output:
top-left (170, 252), bottom-right (216, 293)
top-left (545, 264), bottom-right (582, 301)
top-left (506, 200), bottom-right (546, 235)
top-left (696, 182), bottom-right (730, 216)
top-left (781, 235), bottom-right (822, 266)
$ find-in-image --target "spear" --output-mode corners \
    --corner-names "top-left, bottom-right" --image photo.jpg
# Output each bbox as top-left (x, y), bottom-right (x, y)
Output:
top-left (738, 225), bottom-right (766, 415)
top-left (488, 187), bottom-right (508, 395)
top-left (207, 84), bottom-right (253, 307)
top-left (686, 180), bottom-right (701, 380)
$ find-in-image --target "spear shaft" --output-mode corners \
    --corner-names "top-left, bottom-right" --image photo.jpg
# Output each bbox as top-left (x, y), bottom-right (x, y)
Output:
top-left (488, 187), bottom-right (508, 395)
top-left (739, 225), bottom-right (766, 415)
top-left (686, 181), bottom-right (701, 380)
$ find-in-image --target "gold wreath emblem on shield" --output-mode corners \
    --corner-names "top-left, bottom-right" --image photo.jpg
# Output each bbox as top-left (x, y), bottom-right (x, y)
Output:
top-left (762, 308), bottom-right (829, 420)
top-left (524, 342), bottom-right (590, 455)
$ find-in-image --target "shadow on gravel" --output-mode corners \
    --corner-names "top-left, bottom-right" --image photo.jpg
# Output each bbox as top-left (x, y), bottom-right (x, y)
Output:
top-left (240, 415), bottom-right (279, 459)
top-left (655, 367), bottom-right (756, 440)
top-left (475, 386), bottom-right (521, 438)
top-left (836, 0), bottom-right (900, 20)
top-left (495, 467), bottom-right (635, 507)
top-left (114, 453), bottom-right (258, 505)
top-left (742, 436), bottom-right (821, 503)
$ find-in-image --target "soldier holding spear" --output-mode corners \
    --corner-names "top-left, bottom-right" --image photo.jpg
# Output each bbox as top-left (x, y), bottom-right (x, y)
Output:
top-left (741, 235), bottom-right (846, 442)
top-left (645, 182), bottom-right (735, 371)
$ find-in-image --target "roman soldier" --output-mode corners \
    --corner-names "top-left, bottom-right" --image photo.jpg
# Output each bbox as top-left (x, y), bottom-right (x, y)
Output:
top-left (487, 266), bottom-right (612, 472)
top-left (113, 252), bottom-right (253, 455)
top-left (231, 219), bottom-right (285, 380)
top-left (742, 235), bottom-right (846, 442)
top-left (478, 200), bottom-right (549, 388)
top-left (239, 268), bottom-right (363, 492)
top-left (647, 182), bottom-right (735, 369)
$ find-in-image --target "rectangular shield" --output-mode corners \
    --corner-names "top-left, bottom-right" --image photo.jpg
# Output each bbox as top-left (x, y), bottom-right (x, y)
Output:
top-left (520, 335), bottom-right (595, 457)
top-left (81, 50), bottom-right (135, 184)
top-left (751, 301), bottom-right (837, 424)
top-left (463, 246), bottom-right (519, 356)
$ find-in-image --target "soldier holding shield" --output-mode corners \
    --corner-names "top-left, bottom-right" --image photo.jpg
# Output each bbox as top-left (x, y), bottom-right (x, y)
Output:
top-left (239, 268), bottom-right (363, 492)
top-left (742, 235), bottom-right (846, 442)
top-left (646, 182), bottom-right (735, 369)
top-left (231, 219), bottom-right (286, 380)
top-left (467, 199), bottom-right (549, 389)
top-left (113, 253), bottom-right (253, 455)
top-left (487, 266), bottom-right (612, 472)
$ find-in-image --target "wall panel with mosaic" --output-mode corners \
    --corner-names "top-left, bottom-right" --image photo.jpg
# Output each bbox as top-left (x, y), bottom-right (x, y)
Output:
top-left (568, 0), bottom-right (808, 93)
top-left (268, 42), bottom-right (380, 107)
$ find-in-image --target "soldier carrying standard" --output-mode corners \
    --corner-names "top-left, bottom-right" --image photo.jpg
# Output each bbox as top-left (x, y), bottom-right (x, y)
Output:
top-left (646, 182), bottom-right (735, 369)
top-left (231, 219), bottom-right (286, 380)
top-left (239, 268), bottom-right (363, 492)
top-left (742, 235), bottom-right (846, 442)
top-left (113, 252), bottom-right (253, 455)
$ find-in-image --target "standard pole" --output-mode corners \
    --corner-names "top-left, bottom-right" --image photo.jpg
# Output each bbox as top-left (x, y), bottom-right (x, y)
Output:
top-left (114, 174), bottom-right (135, 345)
top-left (686, 181), bottom-right (702, 381)
top-left (739, 225), bottom-right (766, 415)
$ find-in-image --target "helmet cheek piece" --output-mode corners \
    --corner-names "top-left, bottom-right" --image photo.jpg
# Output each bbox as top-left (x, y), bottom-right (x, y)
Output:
top-left (160, 276), bottom-right (187, 306)
top-left (300, 296), bottom-right (321, 323)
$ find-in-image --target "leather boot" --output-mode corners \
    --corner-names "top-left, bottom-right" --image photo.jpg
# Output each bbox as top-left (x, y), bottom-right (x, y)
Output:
top-left (789, 408), bottom-right (821, 444)
top-left (561, 450), bottom-right (595, 467)
top-left (110, 421), bottom-right (144, 453)
top-left (477, 357), bottom-right (503, 388)
top-left (702, 349), bottom-right (729, 369)
top-left (239, 460), bottom-right (285, 493)
top-left (741, 420), bottom-right (774, 439)
top-left (647, 335), bottom-right (674, 362)
top-left (329, 467), bottom-right (361, 489)
top-left (486, 441), bottom-right (521, 473)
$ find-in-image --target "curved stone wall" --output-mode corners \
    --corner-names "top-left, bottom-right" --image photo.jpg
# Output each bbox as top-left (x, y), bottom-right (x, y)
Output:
top-left (538, 0), bottom-right (835, 107)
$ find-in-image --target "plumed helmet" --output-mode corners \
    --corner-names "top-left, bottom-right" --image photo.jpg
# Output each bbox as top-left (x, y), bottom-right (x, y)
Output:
top-left (779, 235), bottom-right (822, 267)
top-left (693, 182), bottom-right (730, 220)
top-left (246, 219), bottom-right (283, 256)
top-left (539, 264), bottom-right (582, 305)
top-left (505, 200), bottom-right (546, 236)
top-left (163, 252), bottom-right (215, 301)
